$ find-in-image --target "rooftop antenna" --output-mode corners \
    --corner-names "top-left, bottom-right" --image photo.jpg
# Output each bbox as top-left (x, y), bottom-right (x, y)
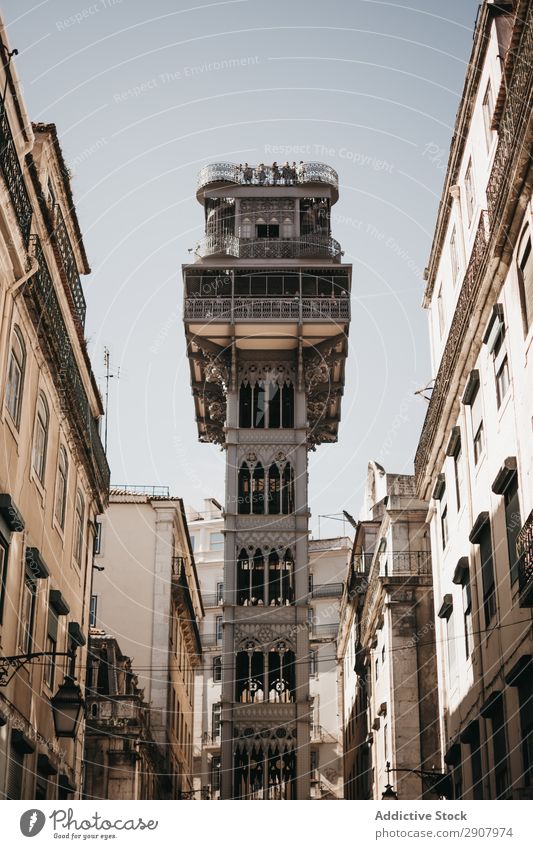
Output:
top-left (103, 347), bottom-right (120, 454)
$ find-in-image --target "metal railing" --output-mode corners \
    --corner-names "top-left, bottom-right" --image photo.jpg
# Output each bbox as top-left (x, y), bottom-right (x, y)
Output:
top-left (51, 204), bottom-right (87, 329)
top-left (200, 633), bottom-right (222, 647)
top-left (24, 236), bottom-right (110, 498)
top-left (0, 94), bottom-right (32, 246)
top-left (196, 233), bottom-right (342, 260)
top-left (183, 296), bottom-right (350, 321)
top-left (517, 510), bottom-right (533, 607)
top-left (201, 594), bottom-right (224, 608)
top-left (380, 551), bottom-right (432, 577)
top-left (197, 161), bottom-right (339, 192)
top-left (310, 623), bottom-right (338, 640)
top-left (110, 484), bottom-right (170, 497)
top-left (415, 211), bottom-right (490, 490)
top-left (311, 583), bottom-right (344, 599)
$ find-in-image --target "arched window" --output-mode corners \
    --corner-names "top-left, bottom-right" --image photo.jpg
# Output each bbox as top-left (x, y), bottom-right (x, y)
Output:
top-left (282, 464), bottom-right (294, 515)
top-left (54, 445), bottom-right (69, 529)
top-left (253, 384), bottom-right (265, 428)
top-left (282, 383), bottom-right (294, 428)
top-left (240, 217), bottom-right (252, 239)
top-left (268, 464), bottom-right (281, 514)
top-left (268, 548), bottom-right (294, 605)
top-left (238, 464), bottom-right (251, 514)
top-left (252, 463), bottom-right (265, 514)
top-left (73, 489), bottom-right (85, 566)
top-left (282, 217), bottom-right (293, 238)
top-left (268, 644), bottom-right (295, 702)
top-left (267, 382), bottom-right (281, 428)
top-left (237, 549), bottom-right (264, 605)
top-left (517, 228), bottom-right (533, 333)
top-left (5, 326), bottom-right (25, 427)
top-left (32, 392), bottom-right (49, 482)
top-left (234, 742), bottom-right (296, 800)
top-left (239, 382), bottom-right (252, 428)
top-left (235, 645), bottom-right (265, 703)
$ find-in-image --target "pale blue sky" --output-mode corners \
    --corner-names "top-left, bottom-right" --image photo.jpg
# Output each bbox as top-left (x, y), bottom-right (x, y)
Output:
top-left (3, 0), bottom-right (477, 534)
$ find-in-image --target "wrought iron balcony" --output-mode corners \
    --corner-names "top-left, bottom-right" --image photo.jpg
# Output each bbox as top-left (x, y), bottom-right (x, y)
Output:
top-left (197, 161), bottom-right (339, 193)
top-left (183, 296), bottom-right (350, 322)
top-left (486, 4), bottom-right (533, 223)
top-left (24, 236), bottom-right (110, 498)
top-left (379, 551), bottom-right (432, 578)
top-left (310, 623), bottom-right (338, 640)
top-left (311, 583), bottom-right (344, 599)
top-left (415, 211), bottom-right (490, 490)
top-left (0, 94), bottom-right (32, 246)
top-left (51, 204), bottom-right (87, 329)
top-left (196, 232), bottom-right (342, 261)
top-left (517, 510), bottom-right (533, 607)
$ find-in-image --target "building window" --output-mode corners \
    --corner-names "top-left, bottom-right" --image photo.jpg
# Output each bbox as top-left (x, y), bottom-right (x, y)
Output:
top-left (517, 233), bottom-right (533, 333)
top-left (93, 519), bottom-right (102, 555)
top-left (5, 326), bottom-right (25, 427)
top-left (470, 515), bottom-right (496, 626)
top-left (0, 534), bottom-right (8, 625)
top-left (257, 223), bottom-right (279, 239)
top-left (20, 574), bottom-right (37, 654)
top-left (211, 756), bottom-right (221, 792)
top-left (450, 227), bottom-right (460, 284)
top-left (44, 608), bottom-right (58, 690)
top-left (310, 749), bottom-right (318, 779)
top-left (216, 581), bottom-right (224, 605)
top-left (309, 649), bottom-right (318, 677)
top-left (464, 159), bottom-right (475, 225)
top-left (445, 606), bottom-right (456, 682)
top-left (212, 703), bottom-right (221, 739)
top-left (461, 567), bottom-right (473, 658)
top-left (215, 616), bottom-right (223, 644)
top-left (210, 532), bottom-right (224, 551)
top-left (488, 696), bottom-right (509, 798)
top-left (482, 80), bottom-right (495, 151)
top-left (437, 286), bottom-right (445, 338)
top-left (238, 382), bottom-right (294, 429)
top-left (54, 446), bottom-right (69, 529)
top-left (189, 535), bottom-right (195, 552)
top-left (494, 334), bottom-right (510, 409)
top-left (213, 655), bottom-right (222, 682)
top-left (518, 674), bottom-right (533, 786)
top-left (440, 486), bottom-right (449, 550)
top-left (32, 392), bottom-right (49, 483)
top-left (73, 490), bottom-right (85, 566)
top-left (470, 385), bottom-right (484, 465)
top-left (89, 594), bottom-right (98, 628)
top-left (453, 440), bottom-right (464, 511)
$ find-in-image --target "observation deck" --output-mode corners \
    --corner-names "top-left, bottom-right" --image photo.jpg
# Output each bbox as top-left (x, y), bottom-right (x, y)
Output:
top-left (196, 161), bottom-right (339, 204)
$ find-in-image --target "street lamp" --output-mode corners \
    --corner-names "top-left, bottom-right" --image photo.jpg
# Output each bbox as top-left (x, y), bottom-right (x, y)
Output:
top-left (381, 761), bottom-right (451, 800)
top-left (50, 676), bottom-right (85, 738)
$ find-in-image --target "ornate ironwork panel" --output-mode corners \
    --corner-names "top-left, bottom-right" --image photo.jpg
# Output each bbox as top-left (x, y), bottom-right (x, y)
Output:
top-left (0, 95), bottom-right (32, 246)
top-left (52, 204), bottom-right (87, 329)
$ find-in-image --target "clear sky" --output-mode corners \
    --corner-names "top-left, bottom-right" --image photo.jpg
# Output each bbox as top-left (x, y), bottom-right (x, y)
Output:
top-left (3, 0), bottom-right (478, 535)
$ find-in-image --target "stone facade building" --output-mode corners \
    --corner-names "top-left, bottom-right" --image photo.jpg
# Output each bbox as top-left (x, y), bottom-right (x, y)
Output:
top-left (84, 632), bottom-right (163, 800)
top-left (415, 0), bottom-right (533, 799)
top-left (0, 17), bottom-right (109, 799)
top-left (338, 463), bottom-right (441, 800)
top-left (91, 489), bottom-right (203, 798)
top-left (183, 162), bottom-right (351, 798)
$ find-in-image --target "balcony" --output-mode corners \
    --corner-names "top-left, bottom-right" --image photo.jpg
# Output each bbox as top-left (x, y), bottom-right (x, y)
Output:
top-left (183, 296), bottom-right (350, 322)
top-left (517, 510), bottom-right (533, 607)
top-left (311, 583), bottom-right (344, 599)
top-left (201, 593), bottom-right (224, 608)
top-left (51, 204), bottom-right (87, 329)
top-left (197, 161), bottom-right (339, 195)
top-left (310, 623), bottom-right (338, 641)
top-left (0, 93), bottom-right (32, 246)
top-left (415, 211), bottom-right (490, 490)
top-left (196, 232), bottom-right (342, 261)
top-left (379, 551), bottom-right (432, 578)
top-left (23, 236), bottom-right (110, 499)
top-left (171, 556), bottom-right (202, 654)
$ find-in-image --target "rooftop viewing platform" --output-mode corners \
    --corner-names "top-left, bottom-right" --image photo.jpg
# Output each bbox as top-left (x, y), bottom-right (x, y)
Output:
top-left (196, 161), bottom-right (339, 203)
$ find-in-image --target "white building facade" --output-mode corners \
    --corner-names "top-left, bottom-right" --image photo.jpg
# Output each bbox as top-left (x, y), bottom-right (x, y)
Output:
top-left (416, 0), bottom-right (533, 799)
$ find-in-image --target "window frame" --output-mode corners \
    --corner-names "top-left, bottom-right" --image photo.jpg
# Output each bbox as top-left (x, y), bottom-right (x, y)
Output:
top-left (73, 489), bottom-right (85, 567)
top-left (54, 445), bottom-right (69, 529)
top-left (5, 325), bottom-right (26, 428)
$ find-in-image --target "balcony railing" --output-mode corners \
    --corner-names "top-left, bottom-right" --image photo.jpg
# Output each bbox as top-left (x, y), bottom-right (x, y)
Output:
top-left (415, 211), bottom-right (490, 490)
top-left (310, 623), bottom-right (338, 640)
top-left (110, 484), bottom-right (170, 497)
top-left (517, 510), bottom-right (533, 607)
top-left (202, 593), bottom-right (224, 608)
top-left (197, 161), bottom-right (339, 192)
top-left (0, 94), bottom-right (32, 246)
top-left (311, 583), bottom-right (344, 599)
top-left (196, 233), bottom-right (342, 260)
top-left (183, 296), bottom-right (350, 322)
top-left (486, 4), bottom-right (533, 223)
top-left (51, 204), bottom-right (87, 329)
top-left (379, 551), bottom-right (432, 578)
top-left (24, 236), bottom-right (110, 499)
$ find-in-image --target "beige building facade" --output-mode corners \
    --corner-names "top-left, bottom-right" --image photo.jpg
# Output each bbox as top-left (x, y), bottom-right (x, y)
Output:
top-left (92, 489), bottom-right (203, 798)
top-left (0, 17), bottom-right (109, 800)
